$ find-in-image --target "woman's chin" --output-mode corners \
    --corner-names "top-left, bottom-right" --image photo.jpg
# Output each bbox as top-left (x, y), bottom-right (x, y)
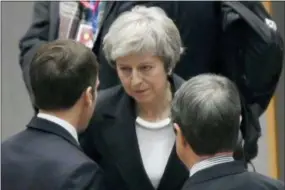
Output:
top-left (133, 95), bottom-right (153, 104)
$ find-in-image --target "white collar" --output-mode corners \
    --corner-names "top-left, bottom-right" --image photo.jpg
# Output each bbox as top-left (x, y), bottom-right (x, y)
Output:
top-left (136, 117), bottom-right (171, 129)
top-left (37, 113), bottom-right (79, 143)
top-left (190, 155), bottom-right (234, 177)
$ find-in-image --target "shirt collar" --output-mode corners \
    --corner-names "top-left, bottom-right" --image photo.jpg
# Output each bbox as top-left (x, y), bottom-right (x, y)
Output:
top-left (37, 113), bottom-right (79, 143)
top-left (190, 155), bottom-right (234, 177)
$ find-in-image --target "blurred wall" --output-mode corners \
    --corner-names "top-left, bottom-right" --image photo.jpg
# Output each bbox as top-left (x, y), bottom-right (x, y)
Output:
top-left (1, 1), bottom-right (34, 139)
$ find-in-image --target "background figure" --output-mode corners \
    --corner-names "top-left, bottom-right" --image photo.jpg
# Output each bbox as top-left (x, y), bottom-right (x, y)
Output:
top-left (80, 6), bottom-right (189, 190)
top-left (19, 1), bottom-right (105, 101)
top-left (172, 74), bottom-right (284, 190)
top-left (2, 40), bottom-right (103, 190)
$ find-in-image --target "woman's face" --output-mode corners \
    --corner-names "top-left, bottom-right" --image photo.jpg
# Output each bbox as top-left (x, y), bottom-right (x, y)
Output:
top-left (116, 53), bottom-right (169, 104)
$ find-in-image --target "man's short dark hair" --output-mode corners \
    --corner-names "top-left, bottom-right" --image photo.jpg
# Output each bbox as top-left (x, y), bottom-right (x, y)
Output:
top-left (171, 74), bottom-right (241, 156)
top-left (30, 40), bottom-right (99, 110)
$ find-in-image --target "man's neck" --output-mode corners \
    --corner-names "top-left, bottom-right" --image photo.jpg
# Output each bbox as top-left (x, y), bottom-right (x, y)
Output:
top-left (37, 111), bottom-right (80, 143)
top-left (38, 110), bottom-right (79, 131)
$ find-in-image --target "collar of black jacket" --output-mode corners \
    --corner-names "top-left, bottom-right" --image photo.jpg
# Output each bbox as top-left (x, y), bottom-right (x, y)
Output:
top-left (27, 117), bottom-right (81, 150)
top-left (184, 161), bottom-right (246, 187)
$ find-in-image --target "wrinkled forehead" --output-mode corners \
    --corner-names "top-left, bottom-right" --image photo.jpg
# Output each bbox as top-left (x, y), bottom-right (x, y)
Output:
top-left (115, 53), bottom-right (164, 67)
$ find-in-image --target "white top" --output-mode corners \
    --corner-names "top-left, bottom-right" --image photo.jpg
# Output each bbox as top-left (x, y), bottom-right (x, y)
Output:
top-left (37, 113), bottom-right (79, 143)
top-left (190, 155), bottom-right (234, 177)
top-left (135, 117), bottom-right (175, 189)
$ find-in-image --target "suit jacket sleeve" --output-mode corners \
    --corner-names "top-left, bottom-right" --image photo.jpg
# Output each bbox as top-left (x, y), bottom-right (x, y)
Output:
top-left (61, 162), bottom-right (105, 190)
top-left (19, 1), bottom-right (51, 95)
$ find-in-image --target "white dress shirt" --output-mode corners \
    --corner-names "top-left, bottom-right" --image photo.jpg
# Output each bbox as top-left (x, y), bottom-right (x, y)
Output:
top-left (190, 155), bottom-right (234, 177)
top-left (37, 113), bottom-right (79, 143)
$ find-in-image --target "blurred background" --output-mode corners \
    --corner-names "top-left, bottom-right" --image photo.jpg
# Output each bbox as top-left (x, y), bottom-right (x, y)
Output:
top-left (1, 1), bottom-right (284, 181)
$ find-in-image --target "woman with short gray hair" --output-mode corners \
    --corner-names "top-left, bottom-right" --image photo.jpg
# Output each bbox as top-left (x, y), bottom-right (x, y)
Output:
top-left (81, 6), bottom-right (189, 190)
top-left (103, 6), bottom-right (183, 73)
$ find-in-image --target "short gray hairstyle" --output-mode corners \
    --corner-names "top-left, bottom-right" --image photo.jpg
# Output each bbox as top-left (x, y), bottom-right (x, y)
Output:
top-left (103, 5), bottom-right (183, 72)
top-left (172, 74), bottom-right (242, 155)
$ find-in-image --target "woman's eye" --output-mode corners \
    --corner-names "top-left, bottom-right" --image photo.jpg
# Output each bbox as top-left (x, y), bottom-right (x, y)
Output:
top-left (120, 67), bottom-right (131, 72)
top-left (141, 65), bottom-right (152, 71)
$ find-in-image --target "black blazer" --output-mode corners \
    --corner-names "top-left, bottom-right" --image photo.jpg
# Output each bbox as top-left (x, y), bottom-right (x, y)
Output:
top-left (80, 75), bottom-right (189, 190)
top-left (181, 161), bottom-right (284, 190)
top-left (1, 117), bottom-right (104, 190)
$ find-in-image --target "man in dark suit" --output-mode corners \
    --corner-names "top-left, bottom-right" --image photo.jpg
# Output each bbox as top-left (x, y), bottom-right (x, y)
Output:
top-left (2, 40), bottom-right (103, 190)
top-left (171, 74), bottom-right (284, 190)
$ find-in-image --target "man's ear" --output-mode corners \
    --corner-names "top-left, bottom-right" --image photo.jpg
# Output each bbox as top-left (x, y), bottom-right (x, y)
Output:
top-left (174, 123), bottom-right (187, 146)
top-left (84, 86), bottom-right (93, 106)
top-left (174, 123), bottom-right (180, 135)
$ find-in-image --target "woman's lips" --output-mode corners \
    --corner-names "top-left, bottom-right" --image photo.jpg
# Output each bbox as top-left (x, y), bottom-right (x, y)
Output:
top-left (134, 89), bottom-right (148, 95)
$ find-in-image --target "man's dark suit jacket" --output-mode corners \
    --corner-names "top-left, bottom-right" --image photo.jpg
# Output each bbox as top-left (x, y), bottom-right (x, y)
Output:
top-left (19, 1), bottom-right (221, 91)
top-left (1, 117), bottom-right (104, 190)
top-left (79, 75), bottom-right (189, 190)
top-left (181, 161), bottom-right (284, 190)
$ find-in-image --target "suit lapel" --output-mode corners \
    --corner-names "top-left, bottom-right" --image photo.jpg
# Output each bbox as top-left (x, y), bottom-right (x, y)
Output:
top-left (92, 1), bottom-right (115, 54)
top-left (157, 74), bottom-right (189, 190)
top-left (27, 117), bottom-right (81, 150)
top-left (98, 1), bottom-right (115, 32)
top-left (158, 147), bottom-right (189, 190)
top-left (49, 1), bottom-right (60, 40)
top-left (100, 93), bottom-right (154, 190)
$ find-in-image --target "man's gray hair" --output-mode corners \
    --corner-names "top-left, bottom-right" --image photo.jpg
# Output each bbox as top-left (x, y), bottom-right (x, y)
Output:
top-left (103, 5), bottom-right (183, 72)
top-left (171, 74), bottom-right (242, 154)
top-left (172, 74), bottom-right (241, 127)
